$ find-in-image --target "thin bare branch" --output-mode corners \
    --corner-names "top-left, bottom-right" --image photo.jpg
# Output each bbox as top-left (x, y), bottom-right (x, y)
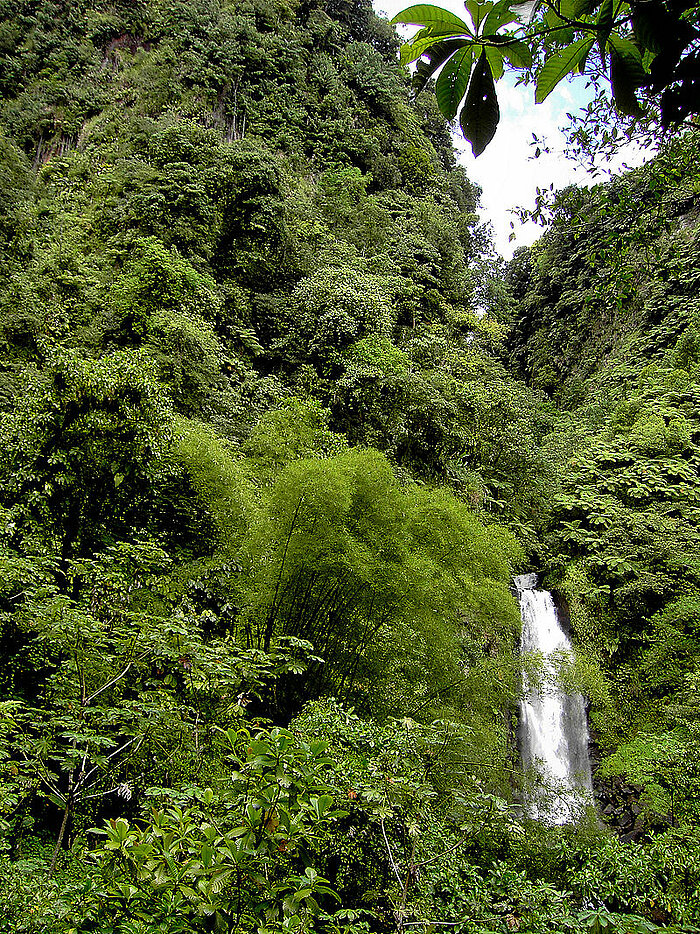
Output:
top-left (83, 651), bottom-right (149, 705)
top-left (380, 817), bottom-right (404, 888)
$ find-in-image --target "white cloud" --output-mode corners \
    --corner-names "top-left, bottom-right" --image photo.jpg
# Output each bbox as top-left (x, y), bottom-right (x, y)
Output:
top-left (460, 76), bottom-right (594, 258)
top-left (456, 75), bottom-right (648, 257)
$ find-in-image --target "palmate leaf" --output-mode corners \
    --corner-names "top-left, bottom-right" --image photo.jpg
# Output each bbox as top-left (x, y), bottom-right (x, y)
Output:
top-left (435, 46), bottom-right (474, 119)
top-left (400, 25), bottom-right (471, 65)
top-left (535, 36), bottom-right (596, 102)
top-left (391, 4), bottom-right (472, 33)
top-left (413, 39), bottom-right (470, 94)
top-left (460, 48), bottom-right (500, 157)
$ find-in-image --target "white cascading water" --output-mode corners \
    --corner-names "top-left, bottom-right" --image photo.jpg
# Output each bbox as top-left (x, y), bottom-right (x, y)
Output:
top-left (515, 573), bottom-right (594, 823)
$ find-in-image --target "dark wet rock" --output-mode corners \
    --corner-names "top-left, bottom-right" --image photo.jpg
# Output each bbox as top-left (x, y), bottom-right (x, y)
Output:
top-left (588, 728), bottom-right (651, 841)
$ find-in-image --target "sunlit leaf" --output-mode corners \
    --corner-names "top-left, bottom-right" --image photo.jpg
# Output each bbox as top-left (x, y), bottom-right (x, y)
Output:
top-left (391, 4), bottom-right (472, 33)
top-left (482, 0), bottom-right (519, 35)
top-left (401, 33), bottom-right (452, 65)
top-left (464, 0), bottom-right (493, 30)
top-left (484, 44), bottom-right (504, 80)
top-left (558, 0), bottom-right (579, 17)
top-left (609, 34), bottom-right (645, 117)
top-left (535, 36), bottom-right (596, 103)
top-left (400, 21), bottom-right (474, 64)
top-left (435, 45), bottom-right (474, 118)
top-left (499, 39), bottom-right (532, 69)
top-left (413, 39), bottom-right (470, 93)
top-left (596, 0), bottom-right (613, 38)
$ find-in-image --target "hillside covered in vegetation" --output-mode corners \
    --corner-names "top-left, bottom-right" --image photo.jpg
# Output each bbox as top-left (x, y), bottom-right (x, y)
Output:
top-left (0, 0), bottom-right (699, 931)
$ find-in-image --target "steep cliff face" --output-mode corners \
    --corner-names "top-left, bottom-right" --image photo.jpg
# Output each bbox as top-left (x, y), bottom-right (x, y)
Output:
top-left (0, 10), bottom-right (543, 915)
top-left (0, 0), bottom-right (552, 518)
top-left (0, 0), bottom-right (536, 752)
top-left (0, 0), bottom-right (472, 356)
top-left (506, 138), bottom-right (700, 405)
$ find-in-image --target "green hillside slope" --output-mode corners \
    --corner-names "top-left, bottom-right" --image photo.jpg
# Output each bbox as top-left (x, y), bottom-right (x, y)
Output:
top-left (1, 0), bottom-right (700, 930)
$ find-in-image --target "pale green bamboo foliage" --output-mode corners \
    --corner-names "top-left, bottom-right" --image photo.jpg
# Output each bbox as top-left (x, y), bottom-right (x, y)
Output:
top-left (237, 447), bottom-right (522, 714)
top-left (242, 397), bottom-right (349, 485)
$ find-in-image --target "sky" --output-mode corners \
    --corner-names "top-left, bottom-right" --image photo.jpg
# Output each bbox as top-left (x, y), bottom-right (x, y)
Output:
top-left (372, 0), bottom-right (650, 257)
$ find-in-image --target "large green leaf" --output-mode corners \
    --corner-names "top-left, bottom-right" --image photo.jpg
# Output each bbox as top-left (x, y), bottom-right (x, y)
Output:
top-left (535, 36), bottom-right (596, 103)
top-left (607, 33), bottom-right (645, 77)
top-left (464, 0), bottom-right (493, 30)
top-left (460, 48), bottom-right (500, 157)
top-left (609, 34), bottom-right (646, 116)
top-left (499, 39), bottom-right (532, 69)
top-left (415, 22), bottom-right (473, 38)
top-left (596, 0), bottom-right (613, 38)
top-left (401, 32), bottom-right (451, 65)
top-left (610, 50), bottom-right (644, 117)
top-left (484, 44), bottom-right (504, 79)
top-left (413, 39), bottom-right (470, 93)
top-left (558, 0), bottom-right (578, 16)
top-left (391, 4), bottom-right (472, 33)
top-left (482, 0), bottom-right (518, 35)
top-left (631, 3), bottom-right (672, 54)
top-left (400, 22), bottom-right (475, 63)
top-left (435, 46), bottom-right (474, 119)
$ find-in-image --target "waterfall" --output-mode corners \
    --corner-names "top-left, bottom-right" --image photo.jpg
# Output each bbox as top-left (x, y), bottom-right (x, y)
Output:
top-left (515, 573), bottom-right (594, 823)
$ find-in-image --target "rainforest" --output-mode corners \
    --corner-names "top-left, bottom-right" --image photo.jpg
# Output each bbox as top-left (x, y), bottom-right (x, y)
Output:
top-left (0, 0), bottom-right (699, 931)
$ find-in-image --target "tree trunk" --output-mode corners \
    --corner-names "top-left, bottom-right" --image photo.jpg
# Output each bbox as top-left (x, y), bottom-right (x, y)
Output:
top-left (49, 795), bottom-right (72, 875)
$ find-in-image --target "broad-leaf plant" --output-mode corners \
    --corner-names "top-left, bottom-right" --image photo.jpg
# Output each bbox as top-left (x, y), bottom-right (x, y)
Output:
top-left (392, 0), bottom-right (700, 156)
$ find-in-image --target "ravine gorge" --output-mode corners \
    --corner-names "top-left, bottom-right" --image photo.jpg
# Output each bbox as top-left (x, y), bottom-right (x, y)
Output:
top-left (0, 0), bottom-right (699, 931)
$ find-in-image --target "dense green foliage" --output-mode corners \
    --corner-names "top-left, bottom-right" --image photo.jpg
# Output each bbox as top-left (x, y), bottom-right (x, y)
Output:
top-left (1, 0), bottom-right (700, 931)
top-left (507, 129), bottom-right (700, 847)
